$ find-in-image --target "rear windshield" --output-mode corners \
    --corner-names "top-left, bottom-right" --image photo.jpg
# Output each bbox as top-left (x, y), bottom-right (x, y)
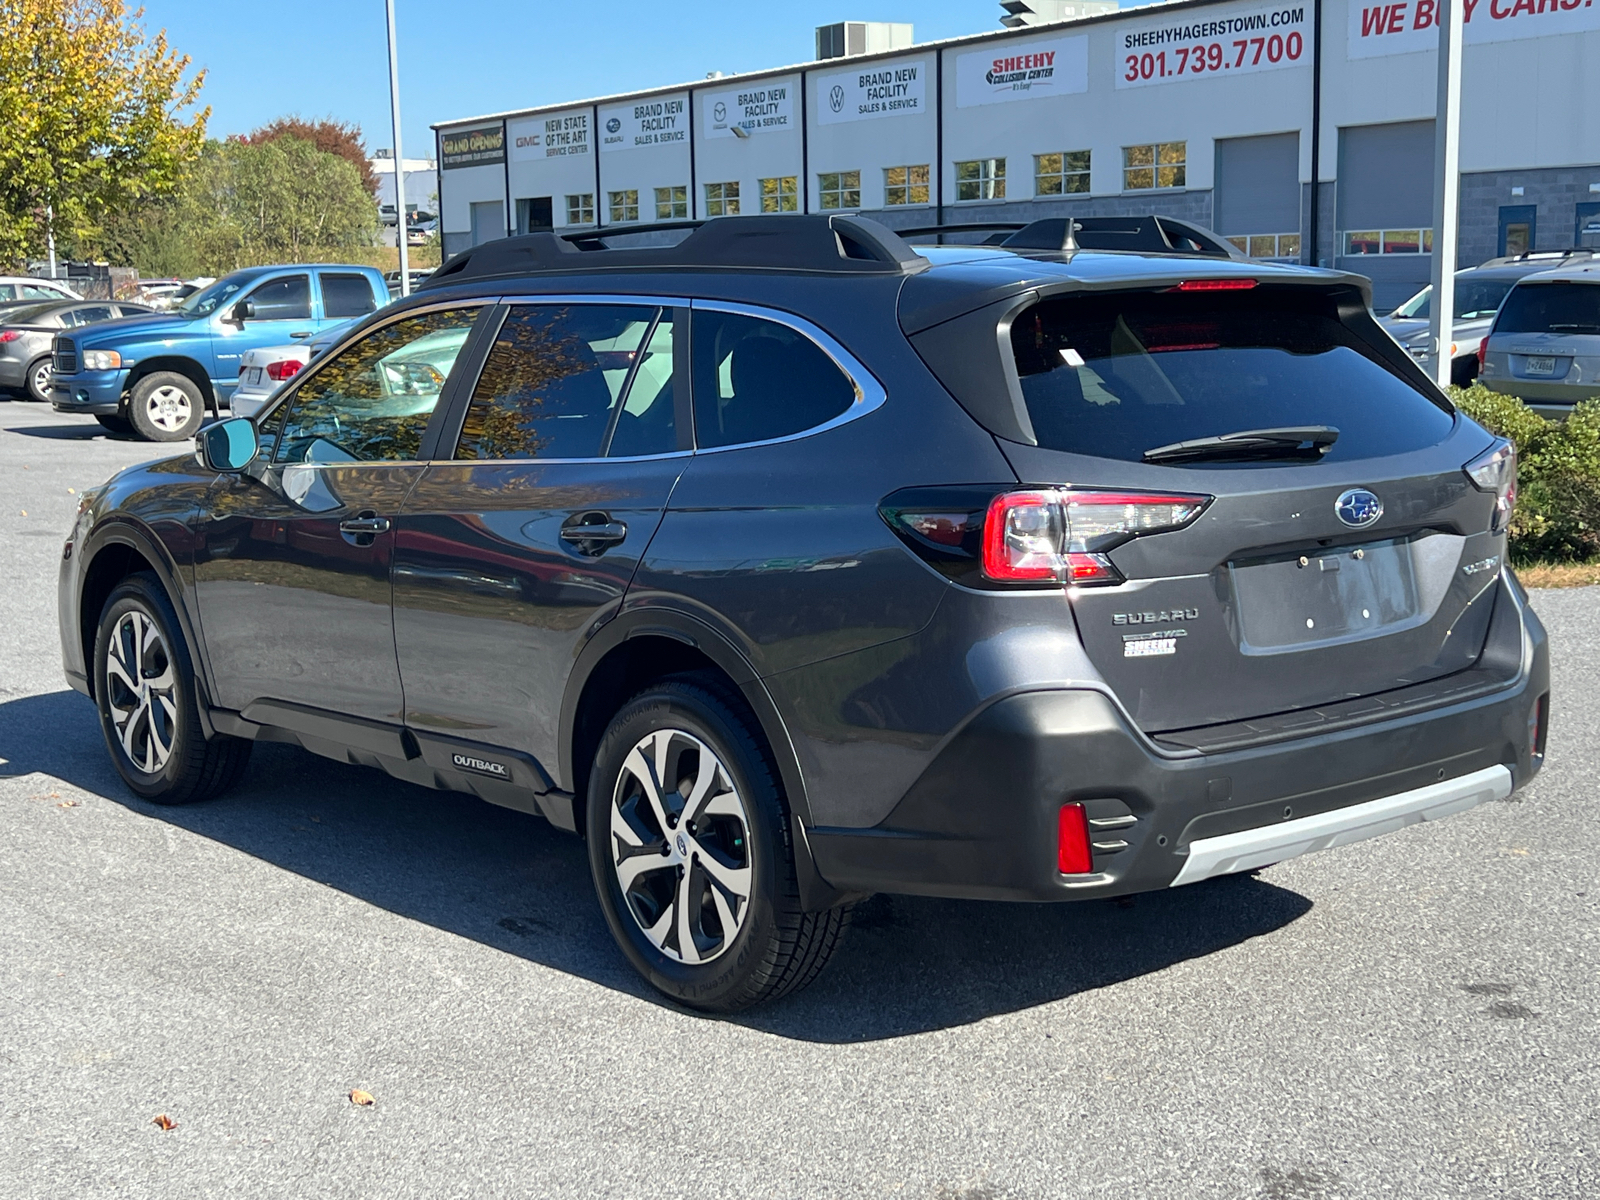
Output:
top-left (1494, 281), bottom-right (1600, 335)
top-left (1009, 288), bottom-right (1454, 464)
top-left (1391, 278), bottom-right (1513, 321)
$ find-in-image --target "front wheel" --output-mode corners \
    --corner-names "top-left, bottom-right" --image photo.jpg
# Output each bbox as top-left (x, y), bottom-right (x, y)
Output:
top-left (128, 371), bottom-right (205, 441)
top-left (24, 355), bottom-right (53, 402)
top-left (93, 573), bottom-right (251, 803)
top-left (586, 677), bottom-right (852, 1012)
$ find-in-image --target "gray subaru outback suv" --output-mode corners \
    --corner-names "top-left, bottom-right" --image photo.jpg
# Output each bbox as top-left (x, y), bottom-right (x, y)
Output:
top-left (59, 215), bottom-right (1548, 1011)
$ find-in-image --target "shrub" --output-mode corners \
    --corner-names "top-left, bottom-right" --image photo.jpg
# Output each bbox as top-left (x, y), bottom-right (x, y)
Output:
top-left (1451, 384), bottom-right (1600, 563)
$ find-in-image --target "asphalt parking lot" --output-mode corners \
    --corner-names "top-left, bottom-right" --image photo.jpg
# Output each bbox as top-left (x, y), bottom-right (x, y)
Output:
top-left (1, 398), bottom-right (1596, 1200)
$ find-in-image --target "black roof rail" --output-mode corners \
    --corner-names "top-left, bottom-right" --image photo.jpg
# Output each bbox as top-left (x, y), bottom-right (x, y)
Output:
top-left (894, 222), bottom-right (1026, 246)
top-left (419, 214), bottom-right (928, 288)
top-left (1000, 215), bottom-right (1246, 259)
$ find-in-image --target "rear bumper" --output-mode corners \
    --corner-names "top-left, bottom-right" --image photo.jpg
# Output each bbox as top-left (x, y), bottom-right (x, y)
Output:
top-left (806, 576), bottom-right (1548, 902)
top-left (1481, 376), bottom-right (1597, 414)
top-left (0, 358), bottom-right (27, 387)
top-left (50, 370), bottom-right (127, 415)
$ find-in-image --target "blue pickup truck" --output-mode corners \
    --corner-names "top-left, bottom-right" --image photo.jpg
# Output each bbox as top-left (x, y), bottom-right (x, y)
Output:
top-left (49, 264), bottom-right (388, 441)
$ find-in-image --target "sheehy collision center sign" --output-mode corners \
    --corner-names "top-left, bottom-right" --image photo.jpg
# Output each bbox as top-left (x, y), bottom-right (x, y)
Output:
top-left (703, 82), bottom-right (796, 138)
top-left (599, 97), bottom-right (687, 153)
top-left (955, 36), bottom-right (1089, 106)
top-left (1116, 5), bottom-right (1312, 88)
top-left (1350, 0), bottom-right (1600, 57)
top-left (815, 60), bottom-right (928, 124)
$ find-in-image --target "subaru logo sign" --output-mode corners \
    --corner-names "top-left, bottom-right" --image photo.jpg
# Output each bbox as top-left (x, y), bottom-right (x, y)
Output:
top-left (1335, 488), bottom-right (1383, 529)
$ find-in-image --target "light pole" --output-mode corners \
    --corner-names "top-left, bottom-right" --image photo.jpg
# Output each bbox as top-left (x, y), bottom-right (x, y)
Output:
top-left (386, 0), bottom-right (410, 297)
top-left (1428, 0), bottom-right (1464, 390)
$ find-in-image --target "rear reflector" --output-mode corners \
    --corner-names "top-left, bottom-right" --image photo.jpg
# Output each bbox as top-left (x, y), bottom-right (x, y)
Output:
top-left (982, 489), bottom-right (1210, 585)
top-left (1170, 279), bottom-right (1258, 292)
top-left (1058, 803), bottom-right (1093, 874)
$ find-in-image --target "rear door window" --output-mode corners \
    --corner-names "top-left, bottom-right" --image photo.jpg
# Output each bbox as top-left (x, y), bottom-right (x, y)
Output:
top-left (690, 310), bottom-right (857, 448)
top-left (455, 304), bottom-right (678, 460)
top-left (320, 272), bottom-right (378, 319)
top-left (1009, 288), bottom-right (1455, 464)
top-left (67, 306), bottom-right (113, 326)
top-left (246, 275), bottom-right (312, 321)
top-left (1494, 281), bottom-right (1600, 335)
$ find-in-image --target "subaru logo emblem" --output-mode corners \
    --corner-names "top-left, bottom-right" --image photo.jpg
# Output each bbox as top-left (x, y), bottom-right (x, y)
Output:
top-left (1335, 488), bottom-right (1383, 529)
top-left (606, 117), bottom-right (621, 134)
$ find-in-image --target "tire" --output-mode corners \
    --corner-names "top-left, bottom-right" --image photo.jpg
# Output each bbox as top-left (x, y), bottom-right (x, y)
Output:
top-left (95, 414), bottom-right (133, 435)
top-left (128, 371), bottom-right (205, 441)
top-left (24, 355), bottom-right (52, 402)
top-left (586, 675), bottom-right (852, 1012)
top-left (1452, 356), bottom-right (1479, 388)
top-left (93, 573), bottom-right (251, 804)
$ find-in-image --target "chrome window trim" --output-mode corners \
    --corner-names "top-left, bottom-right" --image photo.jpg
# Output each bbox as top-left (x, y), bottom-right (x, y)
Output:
top-left (686, 298), bottom-right (887, 453)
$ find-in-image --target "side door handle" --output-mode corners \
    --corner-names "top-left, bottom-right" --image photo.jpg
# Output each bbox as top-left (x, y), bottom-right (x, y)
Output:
top-left (339, 511), bottom-right (390, 546)
top-left (559, 513), bottom-right (627, 556)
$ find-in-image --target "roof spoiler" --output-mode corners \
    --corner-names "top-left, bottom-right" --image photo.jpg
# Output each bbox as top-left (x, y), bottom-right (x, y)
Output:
top-left (895, 215), bottom-right (1246, 259)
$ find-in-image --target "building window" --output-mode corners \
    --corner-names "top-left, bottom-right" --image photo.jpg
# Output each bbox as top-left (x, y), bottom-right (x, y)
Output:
top-left (818, 171), bottom-right (861, 210)
top-left (955, 158), bottom-right (1006, 202)
top-left (1341, 229), bottom-right (1434, 255)
top-left (1035, 151), bottom-right (1091, 197)
top-left (705, 181), bottom-right (740, 217)
top-left (608, 190), bottom-right (639, 223)
top-left (1226, 233), bottom-right (1303, 260)
top-left (884, 165), bottom-right (930, 206)
top-left (760, 176), bottom-right (799, 213)
top-left (655, 185), bottom-right (688, 220)
top-left (565, 193), bottom-right (595, 225)
top-left (1123, 142), bottom-right (1186, 191)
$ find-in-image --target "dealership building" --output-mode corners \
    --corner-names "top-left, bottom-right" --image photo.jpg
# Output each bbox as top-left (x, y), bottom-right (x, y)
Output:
top-left (432, 0), bottom-right (1600, 308)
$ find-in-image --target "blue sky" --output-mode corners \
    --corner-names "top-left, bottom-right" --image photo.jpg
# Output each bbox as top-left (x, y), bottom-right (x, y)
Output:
top-left (140, 1), bottom-right (1038, 163)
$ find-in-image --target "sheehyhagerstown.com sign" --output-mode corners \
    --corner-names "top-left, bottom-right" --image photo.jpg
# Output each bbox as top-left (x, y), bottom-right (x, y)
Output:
top-left (599, 97), bottom-right (688, 153)
top-left (703, 82), bottom-right (796, 138)
top-left (815, 59), bottom-right (928, 124)
top-left (1116, 4), bottom-right (1312, 88)
top-left (1349, 0), bottom-right (1600, 57)
top-left (955, 36), bottom-right (1089, 106)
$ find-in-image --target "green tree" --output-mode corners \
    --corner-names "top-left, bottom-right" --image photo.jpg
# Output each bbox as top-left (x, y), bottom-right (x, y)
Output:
top-left (0, 0), bottom-right (207, 268)
top-left (246, 115), bottom-right (380, 197)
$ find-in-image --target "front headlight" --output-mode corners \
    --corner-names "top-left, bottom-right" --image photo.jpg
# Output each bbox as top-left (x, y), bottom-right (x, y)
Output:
top-left (82, 350), bottom-right (122, 371)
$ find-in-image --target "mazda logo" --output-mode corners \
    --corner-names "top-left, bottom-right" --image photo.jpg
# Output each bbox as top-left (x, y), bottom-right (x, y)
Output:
top-left (713, 101), bottom-right (727, 123)
top-left (1335, 488), bottom-right (1383, 529)
top-left (829, 84), bottom-right (845, 113)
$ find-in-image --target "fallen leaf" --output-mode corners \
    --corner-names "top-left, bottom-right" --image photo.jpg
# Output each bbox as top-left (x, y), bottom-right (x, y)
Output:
top-left (67, 487), bottom-right (76, 494)
top-left (57, 800), bottom-right (80, 808)
top-left (349, 1089), bottom-right (374, 1107)
top-left (19, 511), bottom-right (26, 517)
top-left (152, 1114), bottom-right (177, 1131)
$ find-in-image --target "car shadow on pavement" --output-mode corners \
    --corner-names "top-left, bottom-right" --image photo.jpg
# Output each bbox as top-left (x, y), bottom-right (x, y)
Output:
top-left (3, 422), bottom-right (122, 440)
top-left (2, 689), bottom-right (1313, 1042)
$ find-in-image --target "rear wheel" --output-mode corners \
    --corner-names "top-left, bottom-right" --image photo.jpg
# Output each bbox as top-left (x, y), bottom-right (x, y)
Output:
top-left (128, 371), bottom-right (205, 441)
top-left (24, 355), bottom-right (52, 402)
top-left (95, 414), bottom-right (133, 435)
top-left (586, 676), bottom-right (851, 1012)
top-left (93, 573), bottom-right (250, 804)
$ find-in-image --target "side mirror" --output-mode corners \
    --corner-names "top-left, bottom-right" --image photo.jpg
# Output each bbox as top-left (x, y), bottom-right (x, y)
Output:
top-left (230, 299), bottom-right (255, 323)
top-left (195, 417), bottom-right (259, 472)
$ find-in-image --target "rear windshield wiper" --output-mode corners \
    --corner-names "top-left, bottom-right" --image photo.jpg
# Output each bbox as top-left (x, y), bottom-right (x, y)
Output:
top-left (1142, 425), bottom-right (1340, 464)
top-left (1545, 323), bottom-right (1600, 333)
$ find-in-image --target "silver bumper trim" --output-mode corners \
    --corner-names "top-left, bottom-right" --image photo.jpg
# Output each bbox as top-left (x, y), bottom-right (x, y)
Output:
top-left (1169, 764), bottom-right (1512, 887)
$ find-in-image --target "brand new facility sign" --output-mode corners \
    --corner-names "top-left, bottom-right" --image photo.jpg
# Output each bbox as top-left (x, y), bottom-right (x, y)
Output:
top-left (703, 81), bottom-right (797, 138)
top-left (815, 59), bottom-right (929, 124)
top-left (599, 96), bottom-right (688, 153)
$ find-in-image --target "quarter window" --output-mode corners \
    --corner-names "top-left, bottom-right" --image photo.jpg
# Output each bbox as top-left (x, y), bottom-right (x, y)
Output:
top-left (1035, 151), bottom-right (1091, 196)
top-left (759, 176), bottom-right (798, 213)
top-left (269, 308), bottom-right (479, 464)
top-left (608, 190), bottom-right (639, 222)
top-left (655, 185), bottom-right (689, 220)
top-left (690, 310), bottom-right (857, 448)
top-left (1123, 142), bottom-right (1186, 190)
top-left (818, 171), bottom-right (860, 211)
top-left (955, 158), bottom-right (1006, 202)
top-left (320, 272), bottom-right (377, 319)
top-left (245, 274), bottom-right (312, 321)
top-left (566, 193), bottom-right (595, 225)
top-left (705, 181), bottom-right (741, 217)
top-left (455, 304), bottom-right (678, 461)
top-left (884, 165), bottom-right (930, 207)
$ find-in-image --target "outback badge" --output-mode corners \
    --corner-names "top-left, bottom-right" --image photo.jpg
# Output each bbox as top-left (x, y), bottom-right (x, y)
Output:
top-left (1335, 488), bottom-right (1383, 529)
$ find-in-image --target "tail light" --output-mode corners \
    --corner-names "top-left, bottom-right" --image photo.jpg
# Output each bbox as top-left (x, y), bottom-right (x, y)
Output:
top-left (1464, 439), bottom-right (1516, 534)
top-left (265, 359), bottom-right (304, 381)
top-left (1058, 803), bottom-right (1093, 874)
top-left (0, 330), bottom-right (21, 343)
top-left (982, 489), bottom-right (1211, 585)
top-left (1168, 279), bottom-right (1257, 292)
top-left (1476, 336), bottom-right (1488, 375)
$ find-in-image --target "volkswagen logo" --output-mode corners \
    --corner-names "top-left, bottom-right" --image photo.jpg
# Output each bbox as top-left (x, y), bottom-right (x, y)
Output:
top-left (829, 84), bottom-right (845, 113)
top-left (1335, 488), bottom-right (1383, 529)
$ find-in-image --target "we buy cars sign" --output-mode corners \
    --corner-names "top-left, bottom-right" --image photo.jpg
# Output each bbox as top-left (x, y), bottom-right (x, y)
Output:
top-left (1349, 0), bottom-right (1600, 57)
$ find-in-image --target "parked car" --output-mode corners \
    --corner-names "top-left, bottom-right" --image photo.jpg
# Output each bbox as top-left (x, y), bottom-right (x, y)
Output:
top-left (1479, 261), bottom-right (1600, 418)
top-left (229, 318), bottom-right (364, 419)
top-left (385, 268), bottom-right (435, 296)
top-left (60, 214), bottom-right (1546, 1011)
top-left (1380, 249), bottom-right (1596, 385)
top-left (0, 276), bottom-right (79, 304)
top-left (406, 213), bottom-right (438, 246)
top-left (0, 300), bottom-right (152, 402)
top-left (134, 278), bottom-right (211, 310)
top-left (48, 264), bottom-right (388, 441)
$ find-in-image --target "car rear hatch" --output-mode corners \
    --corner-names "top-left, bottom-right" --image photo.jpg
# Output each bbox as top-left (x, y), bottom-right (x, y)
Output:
top-left (906, 273), bottom-right (1512, 737)
top-left (1486, 277), bottom-right (1600, 387)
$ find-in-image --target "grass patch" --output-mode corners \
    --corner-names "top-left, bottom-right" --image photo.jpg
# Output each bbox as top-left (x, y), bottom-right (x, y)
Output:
top-left (1517, 560), bottom-right (1600, 589)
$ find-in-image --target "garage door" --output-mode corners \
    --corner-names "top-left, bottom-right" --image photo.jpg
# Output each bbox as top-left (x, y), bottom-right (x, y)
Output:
top-left (1214, 133), bottom-right (1301, 261)
top-left (1336, 121), bottom-right (1435, 311)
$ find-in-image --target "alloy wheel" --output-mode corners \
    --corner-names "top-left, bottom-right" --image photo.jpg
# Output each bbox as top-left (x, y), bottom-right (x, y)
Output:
top-left (29, 359), bottom-right (51, 400)
top-left (143, 384), bottom-right (193, 432)
top-left (103, 610), bottom-right (178, 773)
top-left (608, 727), bottom-right (753, 965)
